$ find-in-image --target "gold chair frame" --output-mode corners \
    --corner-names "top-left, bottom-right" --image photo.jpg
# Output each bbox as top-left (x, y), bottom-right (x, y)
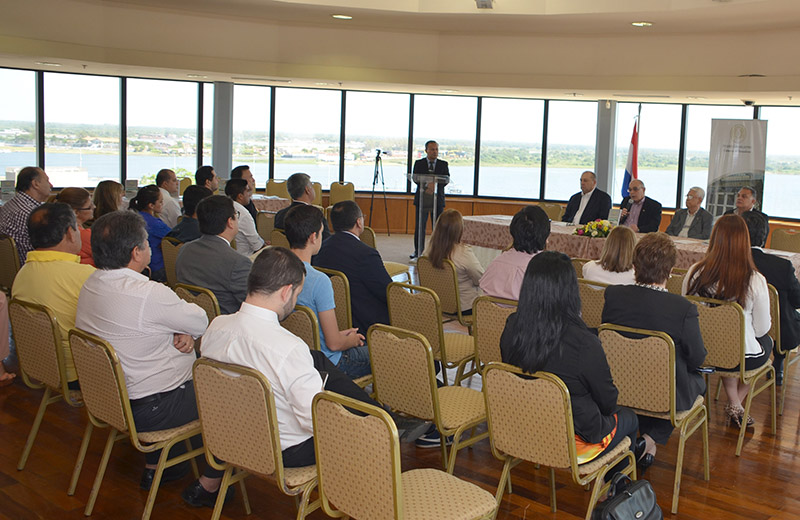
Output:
top-left (328, 181), bottom-right (355, 207)
top-left (179, 177), bottom-right (192, 196)
top-left (174, 283), bottom-right (221, 325)
top-left (0, 233), bottom-right (21, 296)
top-left (417, 255), bottom-right (472, 330)
top-left (266, 179), bottom-right (291, 199)
top-left (765, 284), bottom-right (798, 415)
top-left (576, 278), bottom-right (609, 329)
top-left (270, 228), bottom-right (290, 249)
top-left (472, 295), bottom-right (517, 369)
top-left (770, 228), bottom-right (800, 253)
top-left (281, 304), bottom-right (321, 351)
top-left (571, 258), bottom-right (591, 280)
top-left (538, 202), bottom-right (564, 221)
top-left (666, 272), bottom-right (685, 295)
top-left (256, 211), bottom-right (276, 243)
top-left (161, 236), bottom-right (183, 289)
top-left (361, 226), bottom-right (410, 281)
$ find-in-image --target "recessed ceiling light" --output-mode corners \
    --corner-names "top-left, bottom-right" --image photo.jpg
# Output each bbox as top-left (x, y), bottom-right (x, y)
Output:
top-left (315, 82), bottom-right (329, 86)
top-left (35, 61), bottom-right (61, 67)
top-left (631, 21), bottom-right (653, 27)
top-left (564, 92), bottom-right (584, 97)
top-left (687, 96), bottom-right (707, 100)
top-left (440, 89), bottom-right (459, 93)
top-left (187, 74), bottom-right (207, 79)
top-left (332, 14), bottom-right (352, 20)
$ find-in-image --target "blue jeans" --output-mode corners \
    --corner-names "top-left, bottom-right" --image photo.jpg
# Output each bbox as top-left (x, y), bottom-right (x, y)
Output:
top-left (336, 345), bottom-right (372, 379)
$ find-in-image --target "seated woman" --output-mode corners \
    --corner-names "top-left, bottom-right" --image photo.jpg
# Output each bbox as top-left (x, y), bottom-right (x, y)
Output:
top-left (129, 185), bottom-right (171, 282)
top-left (582, 225), bottom-right (636, 285)
top-left (683, 214), bottom-right (771, 427)
top-left (424, 209), bottom-right (484, 315)
top-left (54, 187), bottom-right (95, 266)
top-left (500, 251), bottom-right (640, 467)
top-left (480, 205), bottom-right (550, 301)
top-left (601, 232), bottom-right (707, 470)
top-left (92, 180), bottom-right (125, 221)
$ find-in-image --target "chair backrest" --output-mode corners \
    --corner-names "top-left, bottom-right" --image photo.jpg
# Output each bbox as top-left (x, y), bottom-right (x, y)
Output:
top-left (386, 282), bottom-right (443, 359)
top-left (311, 182), bottom-right (323, 206)
top-left (281, 305), bottom-right (321, 350)
top-left (770, 228), bottom-right (800, 253)
top-left (666, 272), bottom-right (685, 295)
top-left (576, 278), bottom-right (609, 329)
top-left (473, 296), bottom-right (518, 366)
top-left (8, 299), bottom-right (67, 393)
top-left (313, 391), bottom-right (400, 520)
top-left (270, 228), bottom-right (290, 248)
top-left (767, 283), bottom-right (782, 353)
top-left (483, 364), bottom-right (575, 471)
top-left (179, 177), bottom-right (192, 196)
top-left (316, 267), bottom-right (352, 330)
top-left (417, 256), bottom-right (461, 316)
top-left (256, 211), bottom-right (275, 242)
top-left (368, 325), bottom-right (438, 421)
top-left (687, 295), bottom-right (745, 371)
top-left (598, 324), bottom-right (675, 415)
top-left (161, 236), bottom-right (183, 288)
top-left (361, 226), bottom-right (377, 249)
top-left (571, 258), bottom-right (591, 280)
top-left (538, 202), bottom-right (564, 221)
top-left (0, 234), bottom-right (21, 295)
top-left (193, 359), bottom-right (284, 481)
top-left (266, 179), bottom-right (290, 199)
top-left (174, 283), bottom-right (221, 324)
top-left (329, 182), bottom-right (355, 206)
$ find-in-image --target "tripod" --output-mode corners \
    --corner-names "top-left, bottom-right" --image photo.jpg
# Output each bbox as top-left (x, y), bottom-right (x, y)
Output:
top-left (368, 149), bottom-right (391, 235)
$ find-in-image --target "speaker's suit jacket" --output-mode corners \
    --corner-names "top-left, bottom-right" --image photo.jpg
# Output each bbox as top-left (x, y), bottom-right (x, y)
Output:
top-left (619, 195), bottom-right (662, 233)
top-left (412, 158), bottom-right (449, 208)
top-left (561, 189), bottom-right (612, 225)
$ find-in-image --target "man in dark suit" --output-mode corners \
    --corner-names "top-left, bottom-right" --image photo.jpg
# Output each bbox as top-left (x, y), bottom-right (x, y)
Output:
top-left (175, 195), bottom-right (253, 315)
top-left (312, 200), bottom-right (392, 336)
top-left (166, 185), bottom-right (213, 244)
top-left (619, 179), bottom-right (662, 233)
top-left (411, 140), bottom-right (449, 258)
top-left (231, 165), bottom-right (258, 221)
top-left (742, 211), bottom-right (800, 385)
top-left (724, 186), bottom-right (769, 238)
top-left (665, 186), bottom-right (713, 240)
top-left (274, 172), bottom-right (331, 241)
top-left (561, 170), bottom-right (612, 225)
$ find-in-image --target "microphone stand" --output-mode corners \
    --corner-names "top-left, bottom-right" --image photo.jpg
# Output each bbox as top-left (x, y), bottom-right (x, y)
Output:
top-left (368, 149), bottom-right (390, 235)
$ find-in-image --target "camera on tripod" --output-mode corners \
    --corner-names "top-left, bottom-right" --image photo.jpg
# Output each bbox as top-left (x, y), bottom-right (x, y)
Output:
top-left (375, 148), bottom-right (388, 158)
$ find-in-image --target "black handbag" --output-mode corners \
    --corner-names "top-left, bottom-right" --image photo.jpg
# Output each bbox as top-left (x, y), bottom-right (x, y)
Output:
top-left (591, 473), bottom-right (662, 520)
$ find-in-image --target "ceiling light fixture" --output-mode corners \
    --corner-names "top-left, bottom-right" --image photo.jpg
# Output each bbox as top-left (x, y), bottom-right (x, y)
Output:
top-left (564, 92), bottom-right (584, 97)
top-left (332, 14), bottom-right (352, 20)
top-left (315, 82), bottom-right (329, 86)
top-left (475, 0), bottom-right (494, 9)
top-left (441, 89), bottom-right (459, 93)
top-left (187, 74), bottom-right (207, 79)
top-left (231, 77), bottom-right (292, 83)
top-left (35, 61), bottom-right (61, 67)
top-left (631, 21), bottom-right (653, 27)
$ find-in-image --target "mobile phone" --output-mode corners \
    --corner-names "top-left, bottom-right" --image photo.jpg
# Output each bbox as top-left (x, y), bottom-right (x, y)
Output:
top-left (695, 367), bottom-right (715, 374)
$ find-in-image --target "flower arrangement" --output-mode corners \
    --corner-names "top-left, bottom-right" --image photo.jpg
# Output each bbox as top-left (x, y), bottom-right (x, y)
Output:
top-left (574, 219), bottom-right (613, 238)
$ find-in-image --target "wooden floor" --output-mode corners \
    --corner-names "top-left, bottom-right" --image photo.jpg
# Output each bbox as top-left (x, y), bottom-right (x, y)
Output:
top-left (2, 356), bottom-right (800, 520)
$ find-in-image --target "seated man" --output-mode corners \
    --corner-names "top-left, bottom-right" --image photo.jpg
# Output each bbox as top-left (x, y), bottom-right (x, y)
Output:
top-left (313, 200), bottom-right (392, 335)
top-left (225, 178), bottom-right (264, 256)
top-left (285, 204), bottom-right (369, 379)
top-left (480, 205), bottom-right (550, 301)
top-left (274, 172), bottom-right (330, 240)
top-left (195, 165), bottom-right (219, 193)
top-left (620, 179), bottom-right (662, 233)
top-left (561, 170), bottom-right (612, 225)
top-left (743, 211), bottom-right (800, 386)
top-left (725, 186), bottom-right (770, 238)
top-left (665, 186), bottom-right (713, 240)
top-left (75, 211), bottom-right (227, 507)
top-left (156, 168), bottom-right (181, 228)
top-left (166, 185), bottom-right (213, 243)
top-left (12, 202), bottom-right (95, 387)
top-left (0, 166), bottom-right (52, 264)
top-left (231, 165), bottom-right (258, 221)
top-left (201, 247), bottom-right (390, 467)
top-left (176, 195), bottom-right (252, 315)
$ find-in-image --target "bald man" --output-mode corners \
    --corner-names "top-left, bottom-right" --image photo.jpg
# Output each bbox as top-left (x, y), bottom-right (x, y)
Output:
top-left (619, 179), bottom-right (662, 233)
top-left (561, 170), bottom-right (612, 225)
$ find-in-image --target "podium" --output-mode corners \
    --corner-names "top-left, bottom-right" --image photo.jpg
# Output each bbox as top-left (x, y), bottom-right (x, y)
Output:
top-left (407, 172), bottom-right (450, 257)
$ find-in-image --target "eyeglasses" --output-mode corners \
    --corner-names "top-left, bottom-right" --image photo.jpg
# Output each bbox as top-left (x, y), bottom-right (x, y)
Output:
top-left (629, 187), bottom-right (643, 192)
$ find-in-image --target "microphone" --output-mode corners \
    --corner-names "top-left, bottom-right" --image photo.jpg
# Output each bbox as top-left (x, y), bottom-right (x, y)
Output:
top-left (625, 199), bottom-right (633, 211)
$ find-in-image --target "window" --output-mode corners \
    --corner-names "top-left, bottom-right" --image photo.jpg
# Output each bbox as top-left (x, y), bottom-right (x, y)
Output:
top-left (126, 78), bottom-right (198, 185)
top-left (343, 91), bottom-right (410, 192)
top-left (274, 88), bottom-right (341, 186)
top-left (760, 106), bottom-right (800, 218)
top-left (202, 83), bottom-right (214, 170)
top-left (0, 68), bottom-right (36, 184)
top-left (478, 97), bottom-right (544, 198)
top-left (232, 84), bottom-right (270, 186)
top-left (44, 72), bottom-right (120, 187)
top-left (614, 103), bottom-right (682, 207)
top-left (544, 100), bottom-right (597, 201)
top-left (413, 95), bottom-right (477, 196)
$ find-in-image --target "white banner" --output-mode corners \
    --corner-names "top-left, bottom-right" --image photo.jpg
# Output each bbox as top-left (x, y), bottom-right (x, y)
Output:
top-left (706, 119), bottom-right (767, 218)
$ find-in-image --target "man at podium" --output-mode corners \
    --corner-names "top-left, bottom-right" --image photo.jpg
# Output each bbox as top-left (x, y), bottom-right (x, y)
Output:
top-left (411, 140), bottom-right (450, 259)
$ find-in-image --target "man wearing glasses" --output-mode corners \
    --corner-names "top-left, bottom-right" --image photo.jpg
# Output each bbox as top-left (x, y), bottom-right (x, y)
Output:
top-left (619, 179), bottom-right (662, 233)
top-left (665, 187), bottom-right (713, 240)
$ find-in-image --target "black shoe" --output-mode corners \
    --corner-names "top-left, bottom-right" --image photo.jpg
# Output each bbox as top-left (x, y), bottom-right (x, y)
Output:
top-left (633, 436), bottom-right (646, 461)
top-left (637, 453), bottom-right (655, 474)
top-left (140, 461), bottom-right (191, 491)
top-left (774, 357), bottom-right (785, 386)
top-left (181, 479), bottom-right (235, 508)
top-left (410, 252), bottom-right (418, 259)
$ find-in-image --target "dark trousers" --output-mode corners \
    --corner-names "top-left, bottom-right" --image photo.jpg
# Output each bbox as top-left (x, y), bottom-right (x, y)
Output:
top-left (413, 204), bottom-right (443, 256)
top-left (130, 380), bottom-right (223, 478)
top-left (602, 407), bottom-right (639, 480)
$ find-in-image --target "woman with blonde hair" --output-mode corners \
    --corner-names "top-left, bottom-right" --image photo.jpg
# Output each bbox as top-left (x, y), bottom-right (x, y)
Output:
top-left (424, 208), bottom-right (484, 314)
top-left (92, 180), bottom-right (124, 220)
top-left (53, 187), bottom-right (95, 265)
top-left (582, 225), bottom-right (636, 285)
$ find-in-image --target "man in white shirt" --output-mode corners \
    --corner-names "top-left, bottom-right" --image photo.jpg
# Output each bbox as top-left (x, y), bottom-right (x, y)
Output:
top-left (225, 178), bottom-right (265, 256)
top-left (230, 164), bottom-right (258, 221)
top-left (156, 168), bottom-right (181, 227)
top-left (75, 210), bottom-right (229, 508)
top-left (561, 170), bottom-right (612, 226)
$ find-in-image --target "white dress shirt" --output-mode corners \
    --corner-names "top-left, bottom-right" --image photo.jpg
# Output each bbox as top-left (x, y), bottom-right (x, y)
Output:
top-left (200, 302), bottom-right (324, 449)
top-left (158, 187), bottom-right (181, 228)
top-left (678, 211), bottom-right (696, 238)
top-left (582, 260), bottom-right (636, 286)
top-left (75, 268), bottom-right (208, 399)
top-left (572, 188), bottom-right (595, 225)
top-left (233, 200), bottom-right (265, 256)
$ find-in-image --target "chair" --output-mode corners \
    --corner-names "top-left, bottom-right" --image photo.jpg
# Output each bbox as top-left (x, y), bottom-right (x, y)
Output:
top-left (256, 211), bottom-right (275, 243)
top-left (666, 272), bottom-right (685, 295)
top-left (270, 228), bottom-right (290, 248)
top-left (766, 284), bottom-right (798, 415)
top-left (688, 295), bottom-right (777, 456)
top-left (671, 267), bottom-right (688, 275)
top-left (362, 226), bottom-right (410, 281)
top-left (0, 234), bottom-right (21, 296)
top-left (417, 255), bottom-right (472, 329)
top-left (281, 305), bottom-right (321, 351)
top-left (598, 324), bottom-right (709, 514)
top-left (387, 282), bottom-right (477, 386)
top-left (472, 295), bottom-right (518, 368)
top-left (311, 181), bottom-right (322, 206)
top-left (482, 363), bottom-right (636, 520)
top-left (329, 181), bottom-right (355, 206)
top-left (193, 358), bottom-right (320, 520)
top-left (266, 179), bottom-right (291, 199)
top-left (68, 328), bottom-right (203, 519)
top-left (312, 390), bottom-right (496, 520)
top-left (161, 236), bottom-right (183, 289)
top-left (8, 299), bottom-right (84, 475)
top-left (538, 202), bottom-right (564, 221)
top-left (769, 228), bottom-right (800, 253)
top-left (368, 325), bottom-right (488, 473)
top-left (571, 258), bottom-right (591, 280)
top-left (179, 177), bottom-right (192, 196)
top-left (576, 278), bottom-right (609, 329)
top-left (174, 283), bottom-right (221, 325)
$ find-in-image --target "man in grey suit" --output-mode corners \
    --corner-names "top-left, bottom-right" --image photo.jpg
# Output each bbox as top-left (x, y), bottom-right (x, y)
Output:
top-left (665, 186), bottom-right (713, 240)
top-left (176, 195), bottom-right (252, 315)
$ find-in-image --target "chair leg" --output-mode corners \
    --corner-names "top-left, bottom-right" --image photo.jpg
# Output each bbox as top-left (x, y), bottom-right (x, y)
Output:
top-left (439, 434), bottom-right (449, 471)
top-left (238, 473), bottom-right (251, 516)
top-left (736, 382), bottom-right (755, 457)
top-left (549, 467), bottom-right (556, 513)
top-left (494, 458), bottom-right (513, 505)
top-left (184, 439), bottom-right (199, 478)
top-left (714, 377), bottom-right (722, 401)
top-left (17, 387), bottom-right (52, 470)
top-left (141, 441), bottom-right (175, 520)
top-left (85, 429), bottom-right (118, 516)
top-left (211, 466), bottom-right (234, 520)
top-left (769, 367), bottom-right (777, 434)
top-left (68, 421), bottom-right (94, 495)
top-left (672, 422), bottom-right (689, 514)
top-left (296, 480), bottom-right (318, 520)
top-left (702, 410), bottom-right (710, 481)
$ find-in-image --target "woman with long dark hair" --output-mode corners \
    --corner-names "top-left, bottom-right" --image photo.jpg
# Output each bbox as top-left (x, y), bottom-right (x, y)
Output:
top-left (53, 187), bottom-right (95, 265)
top-left (683, 214), bottom-right (771, 426)
top-left (129, 184), bottom-right (171, 281)
top-left (500, 251), bottom-right (640, 465)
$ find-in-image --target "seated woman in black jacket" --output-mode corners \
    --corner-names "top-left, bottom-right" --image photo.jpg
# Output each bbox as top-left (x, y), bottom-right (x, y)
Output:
top-left (500, 251), bottom-right (640, 466)
top-left (601, 232), bottom-right (707, 470)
